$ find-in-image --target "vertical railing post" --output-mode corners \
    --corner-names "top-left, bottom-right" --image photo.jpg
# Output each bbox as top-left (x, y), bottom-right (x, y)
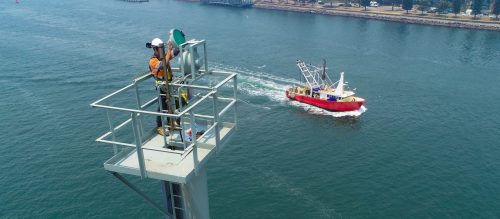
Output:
top-left (190, 111), bottom-right (199, 175)
top-left (134, 83), bottom-right (145, 140)
top-left (233, 75), bottom-right (238, 126)
top-left (106, 109), bottom-right (118, 155)
top-left (212, 91), bottom-right (221, 152)
top-left (132, 113), bottom-right (147, 179)
top-left (181, 114), bottom-right (187, 151)
top-left (177, 86), bottom-right (183, 111)
top-left (203, 41), bottom-right (208, 74)
top-left (190, 46), bottom-right (196, 81)
top-left (179, 46), bottom-right (184, 75)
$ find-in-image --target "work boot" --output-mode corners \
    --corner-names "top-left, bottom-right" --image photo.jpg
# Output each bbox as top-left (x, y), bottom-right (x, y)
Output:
top-left (156, 127), bottom-right (169, 136)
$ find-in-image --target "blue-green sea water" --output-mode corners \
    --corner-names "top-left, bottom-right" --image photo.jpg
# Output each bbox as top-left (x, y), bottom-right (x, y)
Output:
top-left (1, 0), bottom-right (500, 218)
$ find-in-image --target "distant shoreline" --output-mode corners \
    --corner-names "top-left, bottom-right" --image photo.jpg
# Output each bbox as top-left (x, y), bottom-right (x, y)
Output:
top-left (252, 2), bottom-right (500, 31)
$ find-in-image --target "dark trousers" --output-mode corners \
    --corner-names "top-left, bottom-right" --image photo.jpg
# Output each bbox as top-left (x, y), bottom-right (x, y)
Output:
top-left (156, 91), bottom-right (168, 128)
top-left (157, 88), bottom-right (184, 128)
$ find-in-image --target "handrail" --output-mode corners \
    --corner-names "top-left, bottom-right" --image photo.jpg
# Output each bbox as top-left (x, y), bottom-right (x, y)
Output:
top-left (133, 72), bottom-right (152, 83)
top-left (91, 83), bottom-right (135, 106)
top-left (171, 83), bottom-right (212, 90)
top-left (115, 118), bottom-right (132, 130)
top-left (91, 71), bottom-right (236, 115)
top-left (141, 97), bottom-right (158, 109)
top-left (198, 122), bottom-right (218, 142)
top-left (218, 99), bottom-right (237, 118)
top-left (92, 87), bottom-right (231, 118)
top-left (96, 118), bottom-right (132, 141)
top-left (189, 40), bottom-right (205, 47)
top-left (208, 96), bottom-right (233, 102)
top-left (92, 103), bottom-right (179, 117)
top-left (92, 67), bottom-right (238, 177)
top-left (214, 73), bottom-right (237, 89)
top-left (177, 90), bottom-right (216, 117)
top-left (190, 113), bottom-right (214, 120)
top-left (199, 69), bottom-right (234, 76)
top-left (95, 110), bottom-right (216, 149)
top-left (97, 139), bottom-right (136, 148)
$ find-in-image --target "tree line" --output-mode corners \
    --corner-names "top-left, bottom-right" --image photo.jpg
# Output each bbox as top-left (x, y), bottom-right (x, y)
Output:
top-left (388, 0), bottom-right (500, 18)
top-left (274, 0), bottom-right (500, 18)
top-left (331, 0), bottom-right (500, 18)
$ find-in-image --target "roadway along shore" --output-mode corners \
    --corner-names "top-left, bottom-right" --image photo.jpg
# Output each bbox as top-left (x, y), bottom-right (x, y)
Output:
top-left (253, 1), bottom-right (500, 31)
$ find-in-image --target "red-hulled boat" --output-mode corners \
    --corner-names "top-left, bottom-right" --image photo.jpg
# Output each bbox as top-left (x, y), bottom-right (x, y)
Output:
top-left (286, 60), bottom-right (365, 111)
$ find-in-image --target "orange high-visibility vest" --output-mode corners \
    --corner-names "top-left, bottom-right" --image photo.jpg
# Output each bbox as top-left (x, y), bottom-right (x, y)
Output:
top-left (149, 57), bottom-right (173, 81)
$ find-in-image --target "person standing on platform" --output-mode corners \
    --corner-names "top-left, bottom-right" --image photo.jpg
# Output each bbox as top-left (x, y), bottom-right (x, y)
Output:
top-left (148, 38), bottom-right (174, 136)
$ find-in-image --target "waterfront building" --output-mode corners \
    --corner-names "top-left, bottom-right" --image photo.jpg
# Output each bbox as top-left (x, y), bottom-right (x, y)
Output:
top-left (201, 0), bottom-right (253, 7)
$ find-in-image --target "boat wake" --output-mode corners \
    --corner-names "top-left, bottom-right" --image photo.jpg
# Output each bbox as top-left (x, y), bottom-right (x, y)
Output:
top-left (211, 63), bottom-right (367, 118)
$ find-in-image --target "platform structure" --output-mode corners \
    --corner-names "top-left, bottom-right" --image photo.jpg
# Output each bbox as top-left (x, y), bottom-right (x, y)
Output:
top-left (91, 39), bottom-right (237, 219)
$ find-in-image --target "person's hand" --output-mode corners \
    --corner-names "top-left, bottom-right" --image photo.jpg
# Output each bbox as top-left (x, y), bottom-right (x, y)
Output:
top-left (167, 41), bottom-right (172, 52)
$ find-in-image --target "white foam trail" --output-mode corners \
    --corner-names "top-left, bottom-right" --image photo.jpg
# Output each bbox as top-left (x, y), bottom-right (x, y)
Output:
top-left (212, 63), bottom-right (295, 103)
top-left (211, 63), bottom-right (367, 118)
top-left (289, 101), bottom-right (368, 118)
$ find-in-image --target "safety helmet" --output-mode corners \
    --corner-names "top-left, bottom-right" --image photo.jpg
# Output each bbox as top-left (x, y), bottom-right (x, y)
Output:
top-left (151, 38), bottom-right (163, 47)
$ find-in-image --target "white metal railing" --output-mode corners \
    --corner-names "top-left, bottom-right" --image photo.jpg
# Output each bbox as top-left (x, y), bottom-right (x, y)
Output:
top-left (91, 68), bottom-right (237, 179)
